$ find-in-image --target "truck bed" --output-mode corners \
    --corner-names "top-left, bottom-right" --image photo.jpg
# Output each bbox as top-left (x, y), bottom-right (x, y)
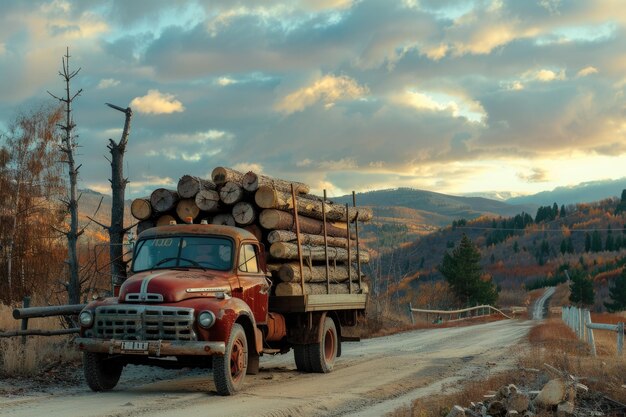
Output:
top-left (268, 293), bottom-right (367, 313)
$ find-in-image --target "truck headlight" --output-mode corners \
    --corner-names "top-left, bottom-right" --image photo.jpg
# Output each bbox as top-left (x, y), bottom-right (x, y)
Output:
top-left (198, 311), bottom-right (216, 329)
top-left (79, 311), bottom-right (94, 327)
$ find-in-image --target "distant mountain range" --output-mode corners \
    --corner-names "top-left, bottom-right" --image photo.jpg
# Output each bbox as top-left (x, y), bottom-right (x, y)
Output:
top-left (504, 178), bottom-right (626, 206)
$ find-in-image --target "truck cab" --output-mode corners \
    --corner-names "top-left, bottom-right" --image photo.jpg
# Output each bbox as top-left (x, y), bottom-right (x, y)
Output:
top-left (76, 223), bottom-right (366, 395)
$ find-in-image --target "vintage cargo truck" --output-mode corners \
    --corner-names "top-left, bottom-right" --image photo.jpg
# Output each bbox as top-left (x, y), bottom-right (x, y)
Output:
top-left (75, 223), bottom-right (368, 395)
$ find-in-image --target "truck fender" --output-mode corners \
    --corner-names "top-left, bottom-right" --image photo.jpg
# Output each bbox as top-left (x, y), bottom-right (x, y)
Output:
top-left (206, 296), bottom-right (263, 356)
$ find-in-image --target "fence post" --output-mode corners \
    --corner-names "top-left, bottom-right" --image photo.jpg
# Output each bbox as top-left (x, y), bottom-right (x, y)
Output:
top-left (21, 296), bottom-right (31, 345)
top-left (617, 322), bottom-right (624, 356)
top-left (408, 303), bottom-right (415, 325)
top-left (585, 310), bottom-right (596, 356)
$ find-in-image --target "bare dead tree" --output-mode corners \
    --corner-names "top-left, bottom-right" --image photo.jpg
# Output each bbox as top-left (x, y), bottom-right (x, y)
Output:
top-left (48, 47), bottom-right (83, 304)
top-left (89, 103), bottom-right (133, 288)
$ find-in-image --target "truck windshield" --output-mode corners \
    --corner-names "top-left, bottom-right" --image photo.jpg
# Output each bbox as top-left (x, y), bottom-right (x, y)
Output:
top-left (132, 236), bottom-right (233, 272)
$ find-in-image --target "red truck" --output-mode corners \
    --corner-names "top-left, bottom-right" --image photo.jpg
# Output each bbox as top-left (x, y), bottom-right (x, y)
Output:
top-left (75, 223), bottom-right (367, 395)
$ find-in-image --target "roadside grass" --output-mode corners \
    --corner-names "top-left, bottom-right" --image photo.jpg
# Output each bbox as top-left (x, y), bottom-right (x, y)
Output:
top-left (0, 303), bottom-right (80, 377)
top-left (390, 318), bottom-right (626, 417)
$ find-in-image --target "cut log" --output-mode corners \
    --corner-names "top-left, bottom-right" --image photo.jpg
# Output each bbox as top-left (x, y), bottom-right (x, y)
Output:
top-left (212, 213), bottom-right (236, 226)
top-left (177, 175), bottom-right (216, 198)
top-left (243, 224), bottom-right (263, 242)
top-left (137, 219), bottom-right (155, 234)
top-left (150, 188), bottom-right (179, 212)
top-left (130, 198), bottom-right (152, 221)
top-left (219, 182), bottom-right (245, 205)
top-left (176, 198), bottom-right (200, 222)
top-left (259, 209), bottom-right (350, 238)
top-left (212, 167), bottom-right (245, 186)
top-left (156, 214), bottom-right (177, 226)
top-left (242, 171), bottom-right (310, 194)
top-left (277, 262), bottom-right (359, 283)
top-left (267, 230), bottom-right (349, 248)
top-left (269, 242), bottom-right (369, 263)
top-left (232, 201), bottom-right (256, 226)
top-left (274, 281), bottom-right (369, 296)
top-left (255, 186), bottom-right (372, 222)
top-left (195, 189), bottom-right (220, 212)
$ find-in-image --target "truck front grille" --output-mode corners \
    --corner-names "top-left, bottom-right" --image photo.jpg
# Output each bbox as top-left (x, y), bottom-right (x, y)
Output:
top-left (93, 305), bottom-right (196, 341)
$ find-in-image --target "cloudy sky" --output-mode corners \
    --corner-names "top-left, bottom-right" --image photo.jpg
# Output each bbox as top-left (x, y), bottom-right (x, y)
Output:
top-left (0, 0), bottom-right (625, 199)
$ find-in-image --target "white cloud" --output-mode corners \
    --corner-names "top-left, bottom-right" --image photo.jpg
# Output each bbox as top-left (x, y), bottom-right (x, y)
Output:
top-left (318, 158), bottom-right (358, 170)
top-left (97, 78), bottom-right (120, 89)
top-left (296, 159), bottom-right (312, 167)
top-left (392, 90), bottom-right (486, 122)
top-left (275, 75), bottom-right (369, 114)
top-left (523, 69), bottom-right (567, 83)
top-left (232, 162), bottom-right (263, 173)
top-left (217, 76), bottom-right (237, 86)
top-left (130, 90), bottom-right (185, 114)
top-left (577, 66), bottom-right (598, 77)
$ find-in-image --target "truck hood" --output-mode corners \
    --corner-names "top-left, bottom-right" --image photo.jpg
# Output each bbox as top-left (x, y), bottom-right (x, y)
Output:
top-left (119, 270), bottom-right (232, 303)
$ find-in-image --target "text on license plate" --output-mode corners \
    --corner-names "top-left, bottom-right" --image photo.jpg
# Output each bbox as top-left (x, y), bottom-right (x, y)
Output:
top-left (121, 341), bottom-right (149, 351)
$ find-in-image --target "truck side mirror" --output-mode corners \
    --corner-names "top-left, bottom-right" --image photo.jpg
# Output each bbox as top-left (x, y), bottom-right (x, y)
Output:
top-left (258, 243), bottom-right (267, 274)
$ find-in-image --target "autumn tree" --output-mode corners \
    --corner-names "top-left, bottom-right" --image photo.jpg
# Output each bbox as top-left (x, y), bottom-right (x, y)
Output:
top-left (604, 268), bottom-right (626, 312)
top-left (438, 234), bottom-right (497, 306)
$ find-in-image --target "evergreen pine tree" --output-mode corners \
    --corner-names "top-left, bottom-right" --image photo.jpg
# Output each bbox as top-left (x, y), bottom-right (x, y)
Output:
top-left (569, 271), bottom-right (595, 306)
top-left (438, 234), bottom-right (497, 306)
top-left (606, 226), bottom-right (615, 251)
top-left (560, 204), bottom-right (566, 217)
top-left (567, 237), bottom-right (574, 254)
top-left (552, 202), bottom-right (559, 219)
top-left (591, 230), bottom-right (603, 252)
top-left (585, 233), bottom-right (591, 252)
top-left (605, 268), bottom-right (626, 312)
top-left (560, 239), bottom-right (567, 255)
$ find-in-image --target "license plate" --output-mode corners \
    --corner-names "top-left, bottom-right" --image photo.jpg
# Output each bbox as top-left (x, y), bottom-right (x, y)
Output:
top-left (120, 341), bottom-right (149, 353)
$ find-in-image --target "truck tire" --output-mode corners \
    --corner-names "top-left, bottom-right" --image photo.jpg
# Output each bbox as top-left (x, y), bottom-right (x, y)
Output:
top-left (307, 317), bottom-right (338, 373)
top-left (213, 323), bottom-right (247, 395)
top-left (293, 344), bottom-right (311, 372)
top-left (83, 352), bottom-right (123, 391)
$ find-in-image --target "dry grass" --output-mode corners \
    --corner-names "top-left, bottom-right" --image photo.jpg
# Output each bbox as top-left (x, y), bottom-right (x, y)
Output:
top-left (0, 303), bottom-right (80, 377)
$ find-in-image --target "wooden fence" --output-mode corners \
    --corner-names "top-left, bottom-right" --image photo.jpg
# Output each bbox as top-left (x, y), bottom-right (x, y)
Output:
top-left (407, 304), bottom-right (513, 324)
top-left (561, 305), bottom-right (624, 356)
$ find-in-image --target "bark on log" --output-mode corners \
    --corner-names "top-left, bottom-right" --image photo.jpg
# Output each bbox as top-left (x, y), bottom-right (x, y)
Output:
top-left (242, 171), bottom-right (310, 194)
top-left (212, 213), bottom-right (236, 226)
top-left (176, 198), bottom-right (200, 222)
top-left (269, 242), bottom-right (370, 263)
top-left (130, 198), bottom-right (152, 221)
top-left (255, 186), bottom-right (373, 222)
top-left (267, 230), bottom-right (349, 248)
top-left (232, 201), bottom-right (256, 226)
top-left (259, 209), bottom-right (349, 238)
top-left (150, 188), bottom-right (179, 212)
top-left (156, 214), bottom-right (177, 226)
top-left (195, 189), bottom-right (220, 212)
top-left (212, 166), bottom-right (245, 186)
top-left (275, 281), bottom-right (369, 296)
top-left (219, 182), bottom-right (245, 205)
top-left (177, 175), bottom-right (216, 198)
top-left (277, 262), bottom-right (359, 283)
top-left (137, 219), bottom-right (155, 234)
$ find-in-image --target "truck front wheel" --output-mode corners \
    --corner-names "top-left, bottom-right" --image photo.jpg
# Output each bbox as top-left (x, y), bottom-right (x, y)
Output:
top-left (308, 317), bottom-right (338, 373)
top-left (213, 323), bottom-right (248, 395)
top-left (83, 352), bottom-right (123, 391)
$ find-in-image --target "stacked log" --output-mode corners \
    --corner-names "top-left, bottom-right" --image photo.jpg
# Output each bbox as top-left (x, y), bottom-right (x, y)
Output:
top-left (130, 167), bottom-right (372, 296)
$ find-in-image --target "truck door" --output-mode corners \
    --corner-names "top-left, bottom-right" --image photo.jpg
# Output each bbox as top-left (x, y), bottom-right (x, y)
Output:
top-left (237, 243), bottom-right (269, 324)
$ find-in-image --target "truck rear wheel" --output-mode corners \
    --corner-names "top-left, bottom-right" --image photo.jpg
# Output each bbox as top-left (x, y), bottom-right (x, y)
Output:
top-left (213, 323), bottom-right (247, 395)
top-left (83, 352), bottom-right (123, 391)
top-left (308, 317), bottom-right (338, 373)
top-left (293, 344), bottom-right (311, 372)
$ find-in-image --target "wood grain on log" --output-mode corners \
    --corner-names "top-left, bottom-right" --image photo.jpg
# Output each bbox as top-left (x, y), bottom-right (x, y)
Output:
top-left (277, 262), bottom-right (359, 283)
top-left (275, 281), bottom-right (369, 296)
top-left (150, 188), bottom-right (179, 212)
top-left (267, 230), bottom-right (349, 248)
top-left (255, 186), bottom-right (372, 222)
top-left (269, 242), bottom-right (370, 263)
top-left (232, 201), bottom-right (256, 226)
top-left (212, 166), bottom-right (245, 185)
top-left (219, 181), bottom-right (244, 205)
top-left (130, 198), bottom-right (152, 220)
top-left (259, 209), bottom-right (349, 238)
top-left (242, 171), bottom-right (310, 194)
top-left (194, 189), bottom-right (220, 212)
top-left (212, 213), bottom-right (236, 226)
top-left (156, 214), bottom-right (177, 226)
top-left (177, 175), bottom-right (216, 198)
top-left (176, 198), bottom-right (200, 222)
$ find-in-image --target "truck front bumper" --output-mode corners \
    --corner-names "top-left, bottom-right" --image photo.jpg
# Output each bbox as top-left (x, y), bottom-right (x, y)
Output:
top-left (75, 338), bottom-right (225, 357)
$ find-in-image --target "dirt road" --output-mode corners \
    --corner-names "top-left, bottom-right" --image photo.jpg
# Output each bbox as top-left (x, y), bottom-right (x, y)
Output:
top-left (0, 320), bottom-right (533, 417)
top-left (532, 287), bottom-right (555, 320)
